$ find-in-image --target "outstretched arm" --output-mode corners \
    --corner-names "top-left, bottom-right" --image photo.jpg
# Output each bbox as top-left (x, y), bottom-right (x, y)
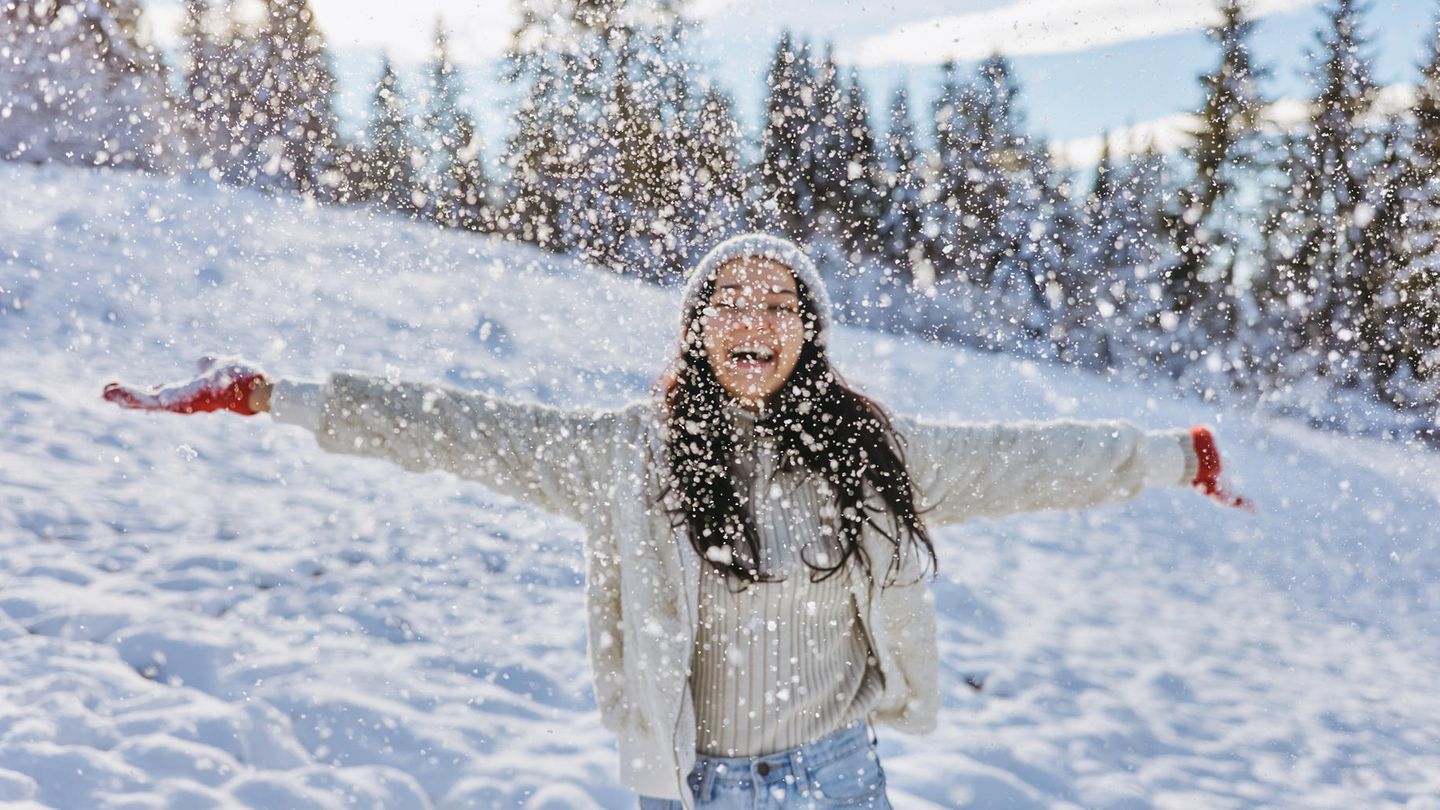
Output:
top-left (895, 415), bottom-right (1245, 527)
top-left (103, 358), bottom-right (625, 522)
top-left (293, 371), bottom-right (620, 521)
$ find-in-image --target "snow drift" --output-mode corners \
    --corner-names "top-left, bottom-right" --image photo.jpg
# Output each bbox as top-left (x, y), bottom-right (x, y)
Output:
top-left (1, 163), bottom-right (1438, 808)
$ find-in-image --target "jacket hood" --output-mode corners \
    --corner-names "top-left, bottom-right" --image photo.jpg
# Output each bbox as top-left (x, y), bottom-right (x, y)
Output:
top-left (679, 233), bottom-right (832, 340)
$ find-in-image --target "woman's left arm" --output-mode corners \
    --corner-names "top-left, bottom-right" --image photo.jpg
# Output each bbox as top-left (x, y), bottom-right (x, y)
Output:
top-left (895, 415), bottom-right (1210, 526)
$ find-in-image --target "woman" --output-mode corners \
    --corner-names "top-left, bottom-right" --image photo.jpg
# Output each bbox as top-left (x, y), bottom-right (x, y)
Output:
top-left (103, 233), bottom-right (1247, 809)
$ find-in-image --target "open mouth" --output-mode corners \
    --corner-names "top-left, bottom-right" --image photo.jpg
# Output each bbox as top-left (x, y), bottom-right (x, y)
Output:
top-left (727, 345), bottom-right (777, 369)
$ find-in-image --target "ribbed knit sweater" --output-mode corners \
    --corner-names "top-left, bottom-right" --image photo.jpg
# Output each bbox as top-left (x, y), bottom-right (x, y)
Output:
top-left (691, 408), bottom-right (882, 757)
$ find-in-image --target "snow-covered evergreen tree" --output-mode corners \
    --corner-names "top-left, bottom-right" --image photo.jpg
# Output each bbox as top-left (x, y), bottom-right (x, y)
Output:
top-left (425, 21), bottom-right (491, 231)
top-left (833, 72), bottom-right (885, 261)
top-left (805, 43), bottom-right (848, 240)
top-left (605, 18), bottom-right (701, 278)
top-left (927, 61), bottom-right (993, 287)
top-left (262, 0), bottom-right (341, 195)
top-left (757, 31), bottom-right (816, 240)
top-left (1350, 126), bottom-right (1419, 409)
top-left (499, 13), bottom-right (575, 249)
top-left (180, 0), bottom-right (339, 193)
top-left (877, 87), bottom-right (926, 284)
top-left (673, 86), bottom-right (747, 259)
top-left (360, 56), bottom-right (423, 214)
top-left (180, 0), bottom-right (228, 175)
top-left (1413, 15), bottom-right (1440, 168)
top-left (1015, 138), bottom-right (1082, 358)
top-left (439, 114), bottom-right (494, 232)
top-left (971, 56), bottom-right (1059, 350)
top-left (1255, 0), bottom-right (1383, 396)
top-left (1158, 0), bottom-right (1269, 384)
top-left (920, 56), bottom-right (1065, 349)
top-left (1075, 138), bottom-right (1169, 371)
top-left (500, 0), bottom-right (702, 277)
top-left (0, 0), bottom-right (182, 170)
top-left (1376, 20), bottom-right (1440, 416)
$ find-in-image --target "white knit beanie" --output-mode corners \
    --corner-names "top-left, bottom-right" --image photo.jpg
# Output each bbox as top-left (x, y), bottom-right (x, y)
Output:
top-left (680, 233), bottom-right (832, 338)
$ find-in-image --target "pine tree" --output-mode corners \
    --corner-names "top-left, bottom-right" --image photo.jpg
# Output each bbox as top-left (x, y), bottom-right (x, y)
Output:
top-left (806, 43), bottom-right (848, 237)
top-left (757, 31), bottom-right (815, 239)
top-left (1157, 0), bottom-right (1269, 381)
top-left (1017, 139), bottom-right (1082, 357)
top-left (181, 0), bottom-right (266, 184)
top-left (263, 0), bottom-right (341, 195)
top-left (924, 61), bottom-right (970, 283)
top-left (1412, 15), bottom-right (1440, 168)
top-left (1256, 0), bottom-right (1382, 393)
top-left (877, 86), bottom-right (926, 282)
top-left (361, 56), bottom-right (422, 214)
top-left (676, 86), bottom-right (747, 258)
top-left (1075, 137), bottom-right (1169, 370)
top-left (570, 33), bottom-right (640, 272)
top-left (181, 0), bottom-right (339, 192)
top-left (500, 3), bottom-right (598, 251)
top-left (426, 20), bottom-right (491, 230)
top-left (180, 0), bottom-right (227, 174)
top-left (423, 20), bottom-right (459, 217)
top-left (499, 29), bottom-right (574, 249)
top-left (1375, 19), bottom-right (1440, 414)
top-left (499, 0), bottom-right (701, 275)
top-left (921, 56), bottom-right (1062, 348)
top-left (607, 20), bottom-right (696, 277)
top-left (0, 0), bottom-right (181, 169)
top-left (442, 114), bottom-right (494, 231)
top-left (834, 72), bottom-right (885, 260)
top-left (972, 56), bottom-right (1057, 350)
top-left (1351, 126), bottom-right (1415, 407)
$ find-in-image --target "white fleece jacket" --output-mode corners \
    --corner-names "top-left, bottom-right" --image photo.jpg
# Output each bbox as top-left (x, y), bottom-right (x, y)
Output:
top-left (270, 373), bottom-right (1195, 806)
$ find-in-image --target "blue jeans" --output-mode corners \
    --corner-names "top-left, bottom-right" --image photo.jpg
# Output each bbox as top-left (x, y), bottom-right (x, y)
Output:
top-left (638, 721), bottom-right (892, 809)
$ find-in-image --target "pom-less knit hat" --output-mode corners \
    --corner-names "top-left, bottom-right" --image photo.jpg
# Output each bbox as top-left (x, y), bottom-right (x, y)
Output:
top-left (680, 233), bottom-right (832, 339)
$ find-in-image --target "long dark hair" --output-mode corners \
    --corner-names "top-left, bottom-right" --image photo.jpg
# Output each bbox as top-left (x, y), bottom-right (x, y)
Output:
top-left (661, 273), bottom-right (937, 585)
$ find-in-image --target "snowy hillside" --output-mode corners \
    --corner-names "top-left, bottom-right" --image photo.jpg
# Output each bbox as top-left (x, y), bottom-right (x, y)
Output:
top-left (2, 162), bottom-right (1439, 809)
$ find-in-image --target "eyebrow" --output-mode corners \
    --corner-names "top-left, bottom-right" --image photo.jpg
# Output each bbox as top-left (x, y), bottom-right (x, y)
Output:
top-left (714, 283), bottom-right (798, 297)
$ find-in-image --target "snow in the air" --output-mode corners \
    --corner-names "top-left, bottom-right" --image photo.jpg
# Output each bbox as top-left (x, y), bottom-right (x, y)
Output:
top-left (2, 162), bottom-right (1439, 808)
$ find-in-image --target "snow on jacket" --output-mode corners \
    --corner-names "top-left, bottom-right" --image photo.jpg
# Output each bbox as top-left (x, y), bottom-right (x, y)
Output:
top-left (271, 373), bottom-right (1195, 805)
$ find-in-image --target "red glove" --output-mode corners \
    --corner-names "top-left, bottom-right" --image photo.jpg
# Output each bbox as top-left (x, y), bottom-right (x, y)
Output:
top-left (103, 356), bottom-right (267, 416)
top-left (1191, 426), bottom-right (1254, 512)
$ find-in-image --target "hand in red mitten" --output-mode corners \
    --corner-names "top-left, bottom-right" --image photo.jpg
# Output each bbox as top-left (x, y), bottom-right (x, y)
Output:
top-left (103, 356), bottom-right (268, 416)
top-left (1190, 425), bottom-right (1254, 512)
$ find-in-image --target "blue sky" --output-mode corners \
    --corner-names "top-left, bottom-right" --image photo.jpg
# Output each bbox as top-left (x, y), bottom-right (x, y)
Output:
top-left (145, 0), bottom-right (1436, 165)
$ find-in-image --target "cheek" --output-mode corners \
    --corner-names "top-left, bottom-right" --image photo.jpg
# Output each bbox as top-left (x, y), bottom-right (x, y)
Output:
top-left (779, 327), bottom-right (805, 366)
top-left (699, 321), bottom-right (725, 356)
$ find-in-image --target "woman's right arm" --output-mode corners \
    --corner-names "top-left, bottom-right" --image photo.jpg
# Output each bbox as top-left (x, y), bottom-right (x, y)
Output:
top-left (103, 358), bottom-right (622, 522)
top-left (273, 371), bottom-right (619, 522)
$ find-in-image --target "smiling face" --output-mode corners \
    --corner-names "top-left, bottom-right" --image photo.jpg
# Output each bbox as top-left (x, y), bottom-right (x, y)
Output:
top-left (699, 257), bottom-right (807, 409)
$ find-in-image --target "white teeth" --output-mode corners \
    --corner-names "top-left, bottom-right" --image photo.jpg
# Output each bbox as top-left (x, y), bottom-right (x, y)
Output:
top-left (730, 345), bottom-right (775, 362)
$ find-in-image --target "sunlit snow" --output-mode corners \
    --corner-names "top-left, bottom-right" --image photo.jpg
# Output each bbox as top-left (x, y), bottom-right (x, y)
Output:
top-left (2, 163), bottom-right (1438, 807)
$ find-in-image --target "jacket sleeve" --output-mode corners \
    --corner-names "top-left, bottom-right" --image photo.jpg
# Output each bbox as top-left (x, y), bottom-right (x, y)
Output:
top-left (893, 414), bottom-right (1197, 527)
top-left (271, 372), bottom-right (621, 522)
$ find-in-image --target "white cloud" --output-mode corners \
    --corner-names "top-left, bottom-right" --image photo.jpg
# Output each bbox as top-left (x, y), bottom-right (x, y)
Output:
top-left (140, 0), bottom-right (519, 64)
top-left (844, 0), bottom-right (1320, 67)
top-left (1051, 83), bottom-right (1419, 167)
top-left (1050, 111), bottom-right (1196, 168)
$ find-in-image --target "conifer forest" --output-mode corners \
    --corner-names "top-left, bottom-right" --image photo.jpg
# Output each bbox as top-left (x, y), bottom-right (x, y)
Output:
top-left (4, 0), bottom-right (1439, 439)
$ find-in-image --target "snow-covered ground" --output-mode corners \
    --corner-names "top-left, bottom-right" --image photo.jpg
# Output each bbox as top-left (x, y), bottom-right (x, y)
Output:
top-left (2, 162), bottom-right (1438, 809)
